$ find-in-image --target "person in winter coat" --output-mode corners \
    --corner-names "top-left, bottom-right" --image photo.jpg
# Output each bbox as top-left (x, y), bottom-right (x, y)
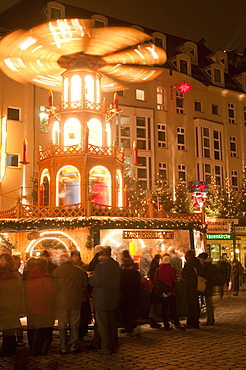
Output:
top-left (89, 247), bottom-right (120, 355)
top-left (52, 253), bottom-right (88, 355)
top-left (0, 252), bottom-right (24, 357)
top-left (182, 249), bottom-right (202, 329)
top-left (120, 258), bottom-right (141, 334)
top-left (70, 250), bottom-right (91, 340)
top-left (231, 259), bottom-right (243, 296)
top-left (200, 256), bottom-right (217, 326)
top-left (140, 246), bottom-right (153, 278)
top-left (25, 257), bottom-right (57, 356)
top-left (148, 254), bottom-right (162, 329)
top-left (216, 256), bottom-right (231, 299)
top-left (154, 255), bottom-right (185, 331)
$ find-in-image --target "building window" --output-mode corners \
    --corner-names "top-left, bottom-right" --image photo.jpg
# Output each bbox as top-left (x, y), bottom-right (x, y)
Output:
top-left (39, 106), bottom-right (49, 133)
top-left (91, 14), bottom-right (108, 27)
top-left (47, 2), bottom-right (65, 20)
top-left (136, 89), bottom-right (145, 101)
top-left (228, 103), bottom-right (235, 124)
top-left (159, 162), bottom-right (167, 181)
top-left (6, 153), bottom-right (19, 167)
top-left (157, 124), bottom-right (166, 148)
top-left (214, 165), bottom-right (222, 185)
top-left (180, 59), bottom-right (188, 74)
top-left (157, 87), bottom-right (166, 110)
top-left (178, 164), bottom-right (186, 182)
top-left (120, 115), bottom-right (131, 149)
top-left (214, 68), bottom-right (222, 83)
top-left (7, 107), bottom-right (20, 121)
top-left (231, 171), bottom-right (238, 191)
top-left (138, 156), bottom-right (147, 189)
top-left (212, 104), bottom-right (218, 115)
top-left (176, 92), bottom-right (184, 114)
top-left (213, 130), bottom-right (222, 160)
top-left (204, 163), bottom-right (211, 184)
top-left (194, 101), bottom-right (202, 112)
top-left (230, 136), bottom-right (237, 157)
top-left (177, 127), bottom-right (185, 150)
top-left (136, 116), bottom-right (146, 150)
top-left (202, 127), bottom-right (210, 158)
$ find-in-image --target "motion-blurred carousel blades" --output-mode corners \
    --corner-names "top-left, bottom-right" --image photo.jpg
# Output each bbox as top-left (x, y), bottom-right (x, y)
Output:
top-left (85, 27), bottom-right (151, 56)
top-left (103, 43), bottom-right (167, 66)
top-left (0, 19), bottom-right (165, 91)
top-left (99, 64), bottom-right (164, 83)
top-left (100, 75), bottom-right (128, 92)
top-left (0, 19), bottom-right (92, 90)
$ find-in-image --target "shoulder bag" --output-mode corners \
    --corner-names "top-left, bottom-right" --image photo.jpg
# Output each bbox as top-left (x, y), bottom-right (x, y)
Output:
top-left (194, 267), bottom-right (207, 293)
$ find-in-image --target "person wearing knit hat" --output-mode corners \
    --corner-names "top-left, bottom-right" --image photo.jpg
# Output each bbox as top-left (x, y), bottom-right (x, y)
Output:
top-left (154, 254), bottom-right (185, 331)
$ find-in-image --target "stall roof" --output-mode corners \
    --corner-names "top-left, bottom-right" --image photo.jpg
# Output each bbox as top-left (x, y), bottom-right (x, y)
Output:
top-left (0, 216), bottom-right (205, 233)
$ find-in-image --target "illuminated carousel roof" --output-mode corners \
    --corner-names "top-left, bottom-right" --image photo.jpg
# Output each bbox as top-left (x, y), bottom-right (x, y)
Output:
top-left (0, 19), bottom-right (167, 92)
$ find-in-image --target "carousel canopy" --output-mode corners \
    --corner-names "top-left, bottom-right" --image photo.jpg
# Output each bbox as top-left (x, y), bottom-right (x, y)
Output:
top-left (0, 19), bottom-right (167, 92)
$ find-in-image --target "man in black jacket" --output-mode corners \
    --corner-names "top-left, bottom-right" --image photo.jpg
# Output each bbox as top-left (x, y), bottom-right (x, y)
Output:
top-left (182, 249), bottom-right (203, 329)
top-left (89, 247), bottom-right (120, 355)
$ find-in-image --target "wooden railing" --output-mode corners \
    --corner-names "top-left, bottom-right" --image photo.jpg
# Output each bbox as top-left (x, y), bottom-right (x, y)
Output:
top-left (61, 98), bottom-right (105, 113)
top-left (39, 143), bottom-right (124, 162)
top-left (0, 200), bottom-right (203, 222)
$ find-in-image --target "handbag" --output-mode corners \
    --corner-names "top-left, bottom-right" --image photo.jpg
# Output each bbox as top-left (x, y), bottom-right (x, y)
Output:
top-left (194, 267), bottom-right (207, 293)
top-left (142, 276), bottom-right (154, 293)
top-left (153, 269), bottom-right (173, 298)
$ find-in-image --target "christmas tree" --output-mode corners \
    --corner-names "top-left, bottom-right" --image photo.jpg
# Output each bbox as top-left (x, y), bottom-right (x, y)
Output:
top-left (173, 180), bottom-right (193, 214)
top-left (205, 177), bottom-right (223, 217)
top-left (220, 177), bottom-right (238, 217)
top-left (236, 170), bottom-right (246, 216)
top-left (124, 166), bottom-right (146, 207)
top-left (152, 174), bottom-right (174, 211)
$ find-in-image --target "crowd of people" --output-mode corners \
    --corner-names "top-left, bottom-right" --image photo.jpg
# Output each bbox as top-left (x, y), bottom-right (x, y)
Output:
top-left (0, 245), bottom-right (244, 357)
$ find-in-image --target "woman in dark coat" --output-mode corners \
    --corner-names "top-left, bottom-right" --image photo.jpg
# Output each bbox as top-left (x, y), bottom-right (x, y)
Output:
top-left (0, 252), bottom-right (23, 357)
top-left (120, 258), bottom-right (141, 334)
top-left (25, 257), bottom-right (57, 356)
top-left (231, 260), bottom-right (241, 296)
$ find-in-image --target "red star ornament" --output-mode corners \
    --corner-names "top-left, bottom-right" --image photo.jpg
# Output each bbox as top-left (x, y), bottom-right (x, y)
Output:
top-left (177, 81), bottom-right (192, 94)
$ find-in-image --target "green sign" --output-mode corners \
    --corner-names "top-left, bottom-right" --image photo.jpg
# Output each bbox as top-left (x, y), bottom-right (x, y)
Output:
top-left (206, 234), bottom-right (231, 240)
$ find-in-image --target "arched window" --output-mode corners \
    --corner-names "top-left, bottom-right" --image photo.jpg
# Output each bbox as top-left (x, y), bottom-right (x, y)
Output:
top-left (89, 166), bottom-right (111, 206)
top-left (71, 75), bottom-right (81, 105)
top-left (52, 121), bottom-right (60, 144)
top-left (96, 78), bottom-right (100, 103)
top-left (85, 75), bottom-right (94, 103)
top-left (116, 169), bottom-right (123, 207)
top-left (87, 118), bottom-right (102, 146)
top-left (40, 169), bottom-right (50, 206)
top-left (64, 118), bottom-right (81, 146)
top-left (56, 165), bottom-right (80, 206)
top-left (63, 77), bottom-right (69, 102)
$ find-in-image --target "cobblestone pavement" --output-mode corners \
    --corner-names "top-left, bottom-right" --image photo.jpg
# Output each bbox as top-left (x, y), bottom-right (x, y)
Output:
top-left (1, 290), bottom-right (246, 370)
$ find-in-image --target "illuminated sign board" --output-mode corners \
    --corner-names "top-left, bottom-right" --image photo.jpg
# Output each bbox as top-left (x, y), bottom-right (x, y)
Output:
top-left (206, 234), bottom-right (231, 240)
top-left (123, 230), bottom-right (174, 239)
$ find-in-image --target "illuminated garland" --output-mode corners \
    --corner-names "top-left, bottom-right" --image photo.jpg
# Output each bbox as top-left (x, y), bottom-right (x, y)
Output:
top-left (0, 216), bottom-right (206, 233)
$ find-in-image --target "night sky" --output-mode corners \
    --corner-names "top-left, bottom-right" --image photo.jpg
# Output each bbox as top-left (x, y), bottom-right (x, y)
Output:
top-left (1, 0), bottom-right (246, 53)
